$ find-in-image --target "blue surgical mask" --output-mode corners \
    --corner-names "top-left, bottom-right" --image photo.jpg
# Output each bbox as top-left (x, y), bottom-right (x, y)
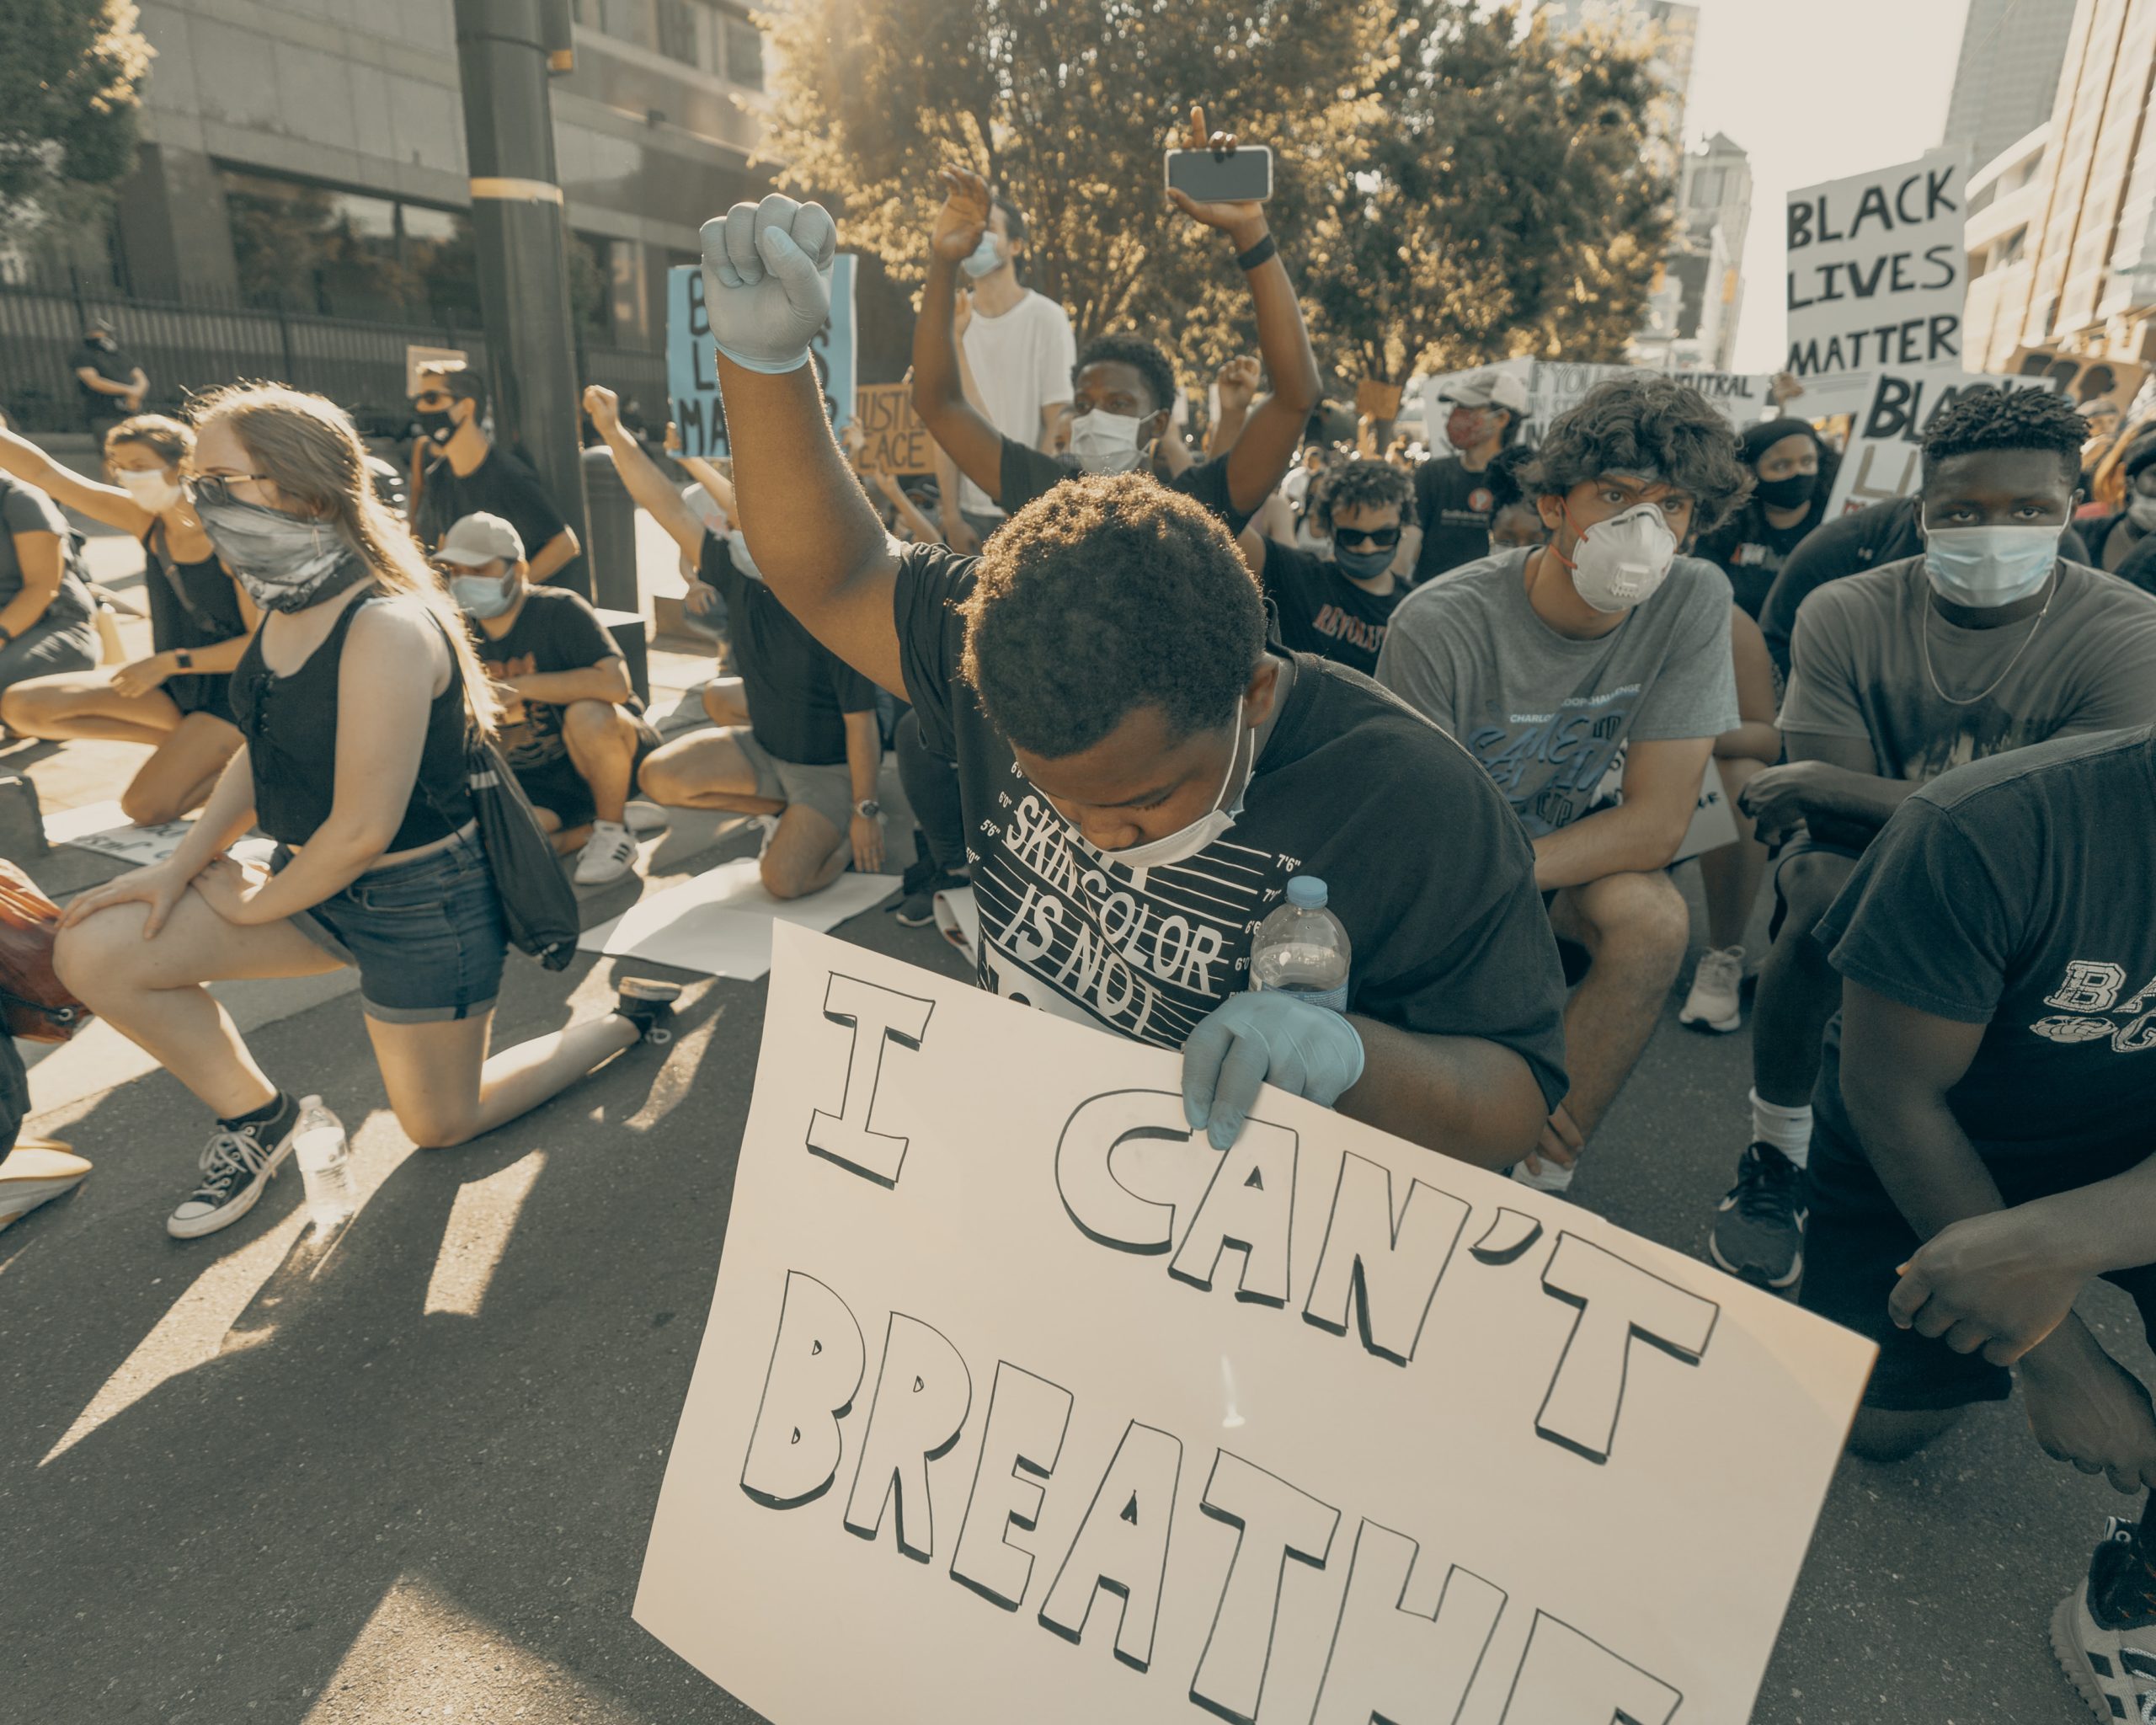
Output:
top-left (1921, 519), bottom-right (2062, 608)
top-left (450, 569), bottom-right (518, 619)
top-left (1331, 544), bottom-right (1396, 581)
top-left (960, 232), bottom-right (1003, 280)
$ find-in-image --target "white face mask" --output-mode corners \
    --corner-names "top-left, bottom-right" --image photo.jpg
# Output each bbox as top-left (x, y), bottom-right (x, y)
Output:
top-left (1920, 518), bottom-right (2062, 608)
top-left (2128, 494), bottom-right (2156, 531)
top-left (1069, 409), bottom-right (1148, 476)
top-left (1565, 501), bottom-right (1678, 613)
top-left (116, 467), bottom-right (184, 513)
top-left (1071, 700), bottom-right (1252, 873)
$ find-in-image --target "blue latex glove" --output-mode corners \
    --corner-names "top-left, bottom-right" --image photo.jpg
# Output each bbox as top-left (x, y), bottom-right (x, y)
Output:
top-left (1181, 992), bottom-right (1366, 1151)
top-left (698, 194), bottom-right (838, 376)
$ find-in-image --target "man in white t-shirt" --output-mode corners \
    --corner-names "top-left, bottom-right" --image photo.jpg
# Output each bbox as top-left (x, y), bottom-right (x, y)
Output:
top-left (936, 190), bottom-right (1075, 552)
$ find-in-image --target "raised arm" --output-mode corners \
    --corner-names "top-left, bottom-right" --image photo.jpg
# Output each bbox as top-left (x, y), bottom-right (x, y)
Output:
top-left (0, 423), bottom-right (153, 535)
top-left (705, 195), bottom-right (905, 697)
top-left (586, 385), bottom-right (709, 562)
top-left (1165, 109), bottom-right (1321, 515)
top-left (912, 166), bottom-right (1011, 512)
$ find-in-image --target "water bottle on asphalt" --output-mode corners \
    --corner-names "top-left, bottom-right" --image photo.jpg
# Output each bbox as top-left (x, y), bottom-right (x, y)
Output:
top-left (292, 1095), bottom-right (355, 1232)
top-left (1250, 875), bottom-right (1352, 1014)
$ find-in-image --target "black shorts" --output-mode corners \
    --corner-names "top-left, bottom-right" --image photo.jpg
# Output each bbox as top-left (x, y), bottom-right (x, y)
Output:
top-left (513, 717), bottom-right (661, 831)
top-left (1800, 1119), bottom-right (2156, 1411)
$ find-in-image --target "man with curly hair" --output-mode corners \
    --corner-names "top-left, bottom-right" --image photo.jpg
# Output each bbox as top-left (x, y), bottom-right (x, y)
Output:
top-left (1710, 386), bottom-right (2156, 1292)
top-left (1377, 372), bottom-right (1749, 1195)
top-left (699, 194), bottom-right (1569, 1172)
top-left (1237, 456), bottom-right (1417, 677)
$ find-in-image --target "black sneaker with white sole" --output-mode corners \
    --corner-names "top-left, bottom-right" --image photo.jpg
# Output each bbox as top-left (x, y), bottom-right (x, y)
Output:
top-left (168, 1111), bottom-right (302, 1240)
top-left (2054, 1517), bottom-right (2156, 1722)
top-left (894, 869), bottom-right (967, 927)
top-left (615, 978), bottom-right (682, 1046)
top-left (1708, 1142), bottom-right (1809, 1291)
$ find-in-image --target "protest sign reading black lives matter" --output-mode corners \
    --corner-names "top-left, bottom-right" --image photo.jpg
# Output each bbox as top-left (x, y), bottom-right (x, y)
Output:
top-left (637, 925), bottom-right (1875, 1725)
top-left (1786, 150), bottom-right (1965, 416)
top-left (1825, 367), bottom-right (2057, 516)
top-left (667, 259), bottom-right (859, 458)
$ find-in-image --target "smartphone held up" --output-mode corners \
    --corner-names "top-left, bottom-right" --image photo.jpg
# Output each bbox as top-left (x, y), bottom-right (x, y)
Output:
top-left (1164, 143), bottom-right (1273, 204)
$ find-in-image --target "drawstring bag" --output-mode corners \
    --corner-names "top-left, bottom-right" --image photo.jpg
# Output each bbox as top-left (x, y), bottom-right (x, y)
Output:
top-left (0, 862), bottom-right (93, 1044)
top-left (461, 734), bottom-right (582, 970)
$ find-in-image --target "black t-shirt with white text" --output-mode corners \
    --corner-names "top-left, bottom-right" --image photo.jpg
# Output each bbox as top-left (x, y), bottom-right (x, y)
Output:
top-left (998, 438), bottom-right (1253, 536)
top-left (892, 542), bottom-right (1569, 1104)
top-left (1411, 455), bottom-right (1498, 584)
top-left (1812, 724), bottom-right (2156, 1178)
top-left (700, 532), bottom-right (879, 766)
top-left (1258, 539), bottom-right (1402, 678)
top-left (416, 445), bottom-right (570, 563)
top-left (478, 586), bottom-right (639, 774)
top-left (1694, 492), bottom-right (1828, 622)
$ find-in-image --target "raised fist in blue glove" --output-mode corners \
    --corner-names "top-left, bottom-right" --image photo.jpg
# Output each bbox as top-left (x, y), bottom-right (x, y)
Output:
top-left (1181, 991), bottom-right (1365, 1152)
top-left (699, 194), bottom-right (838, 376)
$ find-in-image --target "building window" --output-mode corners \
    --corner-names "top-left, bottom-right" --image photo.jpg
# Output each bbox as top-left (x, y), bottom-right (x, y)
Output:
top-left (655, 0), bottom-right (699, 64)
top-left (601, 0), bottom-right (648, 45)
top-left (220, 168), bottom-right (480, 323)
top-left (723, 15), bottom-right (764, 88)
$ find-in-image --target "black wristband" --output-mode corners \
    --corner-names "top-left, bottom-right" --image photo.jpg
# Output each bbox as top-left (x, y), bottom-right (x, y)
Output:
top-left (1235, 234), bottom-right (1278, 273)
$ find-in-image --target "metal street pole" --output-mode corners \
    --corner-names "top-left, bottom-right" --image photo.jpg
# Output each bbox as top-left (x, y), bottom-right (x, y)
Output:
top-left (451, 0), bottom-right (596, 599)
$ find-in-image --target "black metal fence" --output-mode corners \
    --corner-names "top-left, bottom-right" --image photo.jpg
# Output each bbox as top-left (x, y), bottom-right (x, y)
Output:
top-left (0, 277), bottom-right (666, 441)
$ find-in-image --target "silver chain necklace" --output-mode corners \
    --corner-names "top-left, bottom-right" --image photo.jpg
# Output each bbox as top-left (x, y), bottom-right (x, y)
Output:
top-left (1920, 568), bottom-right (2059, 708)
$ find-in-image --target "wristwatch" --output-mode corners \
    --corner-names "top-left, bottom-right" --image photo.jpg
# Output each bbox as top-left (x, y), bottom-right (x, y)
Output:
top-left (173, 649), bottom-right (193, 670)
top-left (855, 798), bottom-right (882, 820)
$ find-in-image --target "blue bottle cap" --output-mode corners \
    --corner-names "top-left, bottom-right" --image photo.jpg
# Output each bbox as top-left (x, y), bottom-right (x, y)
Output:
top-left (1285, 875), bottom-right (1327, 909)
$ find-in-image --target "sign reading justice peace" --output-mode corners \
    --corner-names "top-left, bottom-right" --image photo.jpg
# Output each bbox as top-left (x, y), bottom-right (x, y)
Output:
top-left (636, 925), bottom-right (1873, 1723)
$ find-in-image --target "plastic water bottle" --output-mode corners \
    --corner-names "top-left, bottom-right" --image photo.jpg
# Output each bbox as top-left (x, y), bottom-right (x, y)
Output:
top-left (1251, 876), bottom-right (1352, 1014)
top-left (292, 1096), bottom-right (355, 1232)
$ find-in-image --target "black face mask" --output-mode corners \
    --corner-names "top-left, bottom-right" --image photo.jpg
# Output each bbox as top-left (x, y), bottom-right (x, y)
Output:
top-left (87, 334), bottom-right (115, 352)
top-left (414, 407), bottom-right (458, 446)
top-left (1754, 470), bottom-right (1818, 510)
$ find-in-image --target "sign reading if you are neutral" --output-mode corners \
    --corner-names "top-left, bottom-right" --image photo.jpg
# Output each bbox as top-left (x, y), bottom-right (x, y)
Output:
top-left (636, 924), bottom-right (1873, 1724)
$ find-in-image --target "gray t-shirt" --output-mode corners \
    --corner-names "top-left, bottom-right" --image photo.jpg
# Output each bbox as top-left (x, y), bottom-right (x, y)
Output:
top-left (0, 475), bottom-right (91, 625)
top-left (1779, 556), bottom-right (2156, 782)
top-left (1376, 547), bottom-right (1739, 836)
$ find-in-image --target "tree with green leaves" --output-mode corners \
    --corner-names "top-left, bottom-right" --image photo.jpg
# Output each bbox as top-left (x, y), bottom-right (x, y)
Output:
top-left (762, 0), bottom-right (1386, 377)
top-left (1302, 3), bottom-right (1674, 392)
top-left (0, 0), bottom-right (152, 228)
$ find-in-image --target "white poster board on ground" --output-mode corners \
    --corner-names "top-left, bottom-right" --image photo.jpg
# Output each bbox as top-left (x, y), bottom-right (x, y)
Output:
top-left (1785, 150), bottom-right (1965, 417)
top-left (1823, 367), bottom-right (2057, 517)
top-left (42, 799), bottom-right (191, 867)
top-left (576, 857), bottom-right (898, 980)
top-left (636, 925), bottom-right (1874, 1725)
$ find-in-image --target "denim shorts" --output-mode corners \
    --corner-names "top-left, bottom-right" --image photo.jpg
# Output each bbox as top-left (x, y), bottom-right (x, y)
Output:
top-left (279, 825), bottom-right (508, 1023)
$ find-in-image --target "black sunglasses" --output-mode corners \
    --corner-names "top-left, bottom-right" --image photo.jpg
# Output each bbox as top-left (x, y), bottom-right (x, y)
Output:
top-left (1333, 525), bottom-right (1402, 551)
top-left (188, 475), bottom-right (270, 508)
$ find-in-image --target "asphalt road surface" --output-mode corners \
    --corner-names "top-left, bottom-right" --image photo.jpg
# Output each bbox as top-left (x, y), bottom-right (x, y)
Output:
top-left (3, 841), bottom-right (2137, 1724)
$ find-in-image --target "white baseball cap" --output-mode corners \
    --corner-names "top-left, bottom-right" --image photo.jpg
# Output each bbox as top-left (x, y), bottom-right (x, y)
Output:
top-left (1438, 369), bottom-right (1529, 414)
top-left (433, 511), bottom-right (526, 567)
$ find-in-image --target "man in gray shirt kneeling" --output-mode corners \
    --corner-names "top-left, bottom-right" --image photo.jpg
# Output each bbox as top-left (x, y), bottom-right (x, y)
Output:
top-left (1379, 373), bottom-right (1747, 1195)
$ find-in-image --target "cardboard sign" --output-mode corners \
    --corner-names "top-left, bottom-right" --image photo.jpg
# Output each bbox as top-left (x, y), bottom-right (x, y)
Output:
top-left (1354, 378), bottom-right (1405, 419)
top-left (2007, 348), bottom-right (2148, 419)
top-left (1406, 360), bottom-right (1769, 446)
top-left (667, 255), bottom-right (859, 459)
top-left (1785, 151), bottom-right (1965, 416)
top-left (854, 383), bottom-right (937, 476)
top-left (637, 925), bottom-right (1874, 1725)
top-left (1824, 366), bottom-right (2057, 517)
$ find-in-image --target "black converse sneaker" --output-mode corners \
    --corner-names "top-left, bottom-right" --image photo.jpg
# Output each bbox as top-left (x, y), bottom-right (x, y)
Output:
top-left (168, 1105), bottom-right (302, 1240)
top-left (1708, 1142), bottom-right (1809, 1291)
top-left (2054, 1518), bottom-right (2156, 1722)
top-left (615, 978), bottom-right (682, 1046)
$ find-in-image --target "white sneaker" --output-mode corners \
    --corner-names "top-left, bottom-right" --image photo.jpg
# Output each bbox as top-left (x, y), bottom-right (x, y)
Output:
top-left (623, 799), bottom-right (670, 836)
top-left (574, 820), bottom-right (639, 884)
top-left (2053, 1517), bottom-right (2156, 1722)
top-left (1679, 945), bottom-right (1745, 1033)
top-left (0, 1143), bottom-right (93, 1231)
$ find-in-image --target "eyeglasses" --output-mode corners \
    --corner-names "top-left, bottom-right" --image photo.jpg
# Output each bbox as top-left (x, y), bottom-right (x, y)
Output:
top-left (189, 474), bottom-right (270, 507)
top-left (1333, 525), bottom-right (1402, 551)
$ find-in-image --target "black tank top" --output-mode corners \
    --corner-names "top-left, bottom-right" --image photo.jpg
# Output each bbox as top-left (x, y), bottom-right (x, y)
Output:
top-left (229, 590), bottom-right (473, 851)
top-left (143, 521), bottom-right (248, 719)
